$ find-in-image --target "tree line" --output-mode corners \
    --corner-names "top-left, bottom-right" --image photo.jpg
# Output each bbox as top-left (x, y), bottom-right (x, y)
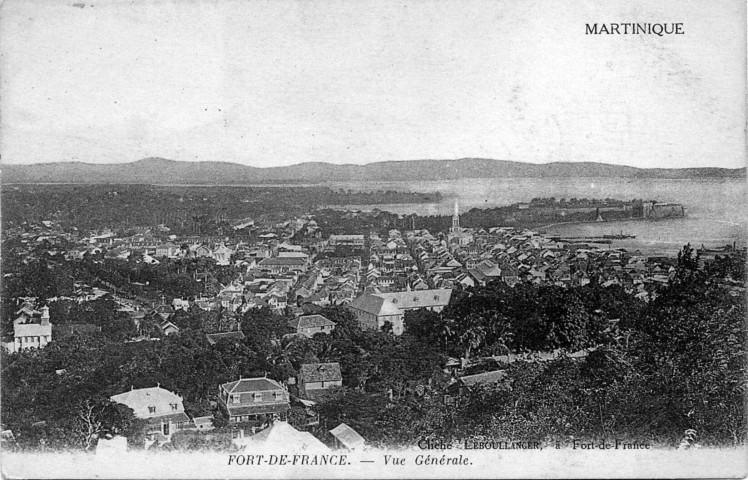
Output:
top-left (1, 247), bottom-right (745, 451)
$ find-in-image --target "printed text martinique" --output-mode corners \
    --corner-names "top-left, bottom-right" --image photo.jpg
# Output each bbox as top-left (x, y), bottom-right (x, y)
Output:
top-left (586, 23), bottom-right (684, 36)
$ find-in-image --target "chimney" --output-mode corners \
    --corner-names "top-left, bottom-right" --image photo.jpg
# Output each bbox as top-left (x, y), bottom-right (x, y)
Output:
top-left (40, 306), bottom-right (50, 326)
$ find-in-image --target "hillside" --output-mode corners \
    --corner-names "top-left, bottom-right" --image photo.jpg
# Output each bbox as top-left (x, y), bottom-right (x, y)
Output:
top-left (2, 157), bottom-right (745, 185)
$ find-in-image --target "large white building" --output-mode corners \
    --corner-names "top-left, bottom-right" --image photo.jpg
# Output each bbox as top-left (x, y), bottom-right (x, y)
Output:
top-left (4, 305), bottom-right (53, 353)
top-left (328, 235), bottom-right (365, 248)
top-left (348, 289), bottom-right (453, 335)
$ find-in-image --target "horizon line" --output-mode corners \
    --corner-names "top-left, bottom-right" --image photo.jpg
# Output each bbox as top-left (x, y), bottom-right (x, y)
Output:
top-left (3, 156), bottom-right (746, 170)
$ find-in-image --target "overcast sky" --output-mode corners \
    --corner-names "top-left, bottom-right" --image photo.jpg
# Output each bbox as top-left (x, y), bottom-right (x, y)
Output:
top-left (1, 0), bottom-right (745, 168)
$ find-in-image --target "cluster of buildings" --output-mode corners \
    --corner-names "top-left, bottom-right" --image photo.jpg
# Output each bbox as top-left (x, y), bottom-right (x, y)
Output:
top-left (332, 204), bottom-right (672, 303)
top-left (5, 199), bottom-right (743, 457)
top-left (3, 203), bottom-right (701, 351)
top-left (106, 361), bottom-right (351, 450)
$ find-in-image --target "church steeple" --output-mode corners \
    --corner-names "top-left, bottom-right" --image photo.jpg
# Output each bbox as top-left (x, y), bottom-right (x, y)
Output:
top-left (451, 200), bottom-right (460, 232)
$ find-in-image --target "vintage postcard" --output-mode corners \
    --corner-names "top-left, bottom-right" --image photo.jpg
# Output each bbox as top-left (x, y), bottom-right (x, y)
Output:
top-left (1, 0), bottom-right (746, 478)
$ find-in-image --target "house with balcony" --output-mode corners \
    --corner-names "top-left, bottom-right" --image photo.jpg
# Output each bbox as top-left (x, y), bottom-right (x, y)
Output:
top-left (217, 377), bottom-right (290, 424)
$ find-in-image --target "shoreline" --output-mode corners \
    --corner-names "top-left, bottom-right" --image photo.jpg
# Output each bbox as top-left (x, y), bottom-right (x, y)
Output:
top-left (535, 216), bottom-right (653, 232)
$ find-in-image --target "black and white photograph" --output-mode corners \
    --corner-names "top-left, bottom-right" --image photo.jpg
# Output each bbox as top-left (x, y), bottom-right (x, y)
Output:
top-left (1, 0), bottom-right (746, 478)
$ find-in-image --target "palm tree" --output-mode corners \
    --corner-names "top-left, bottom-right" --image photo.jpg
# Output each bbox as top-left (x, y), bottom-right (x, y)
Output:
top-left (458, 325), bottom-right (486, 362)
top-left (437, 317), bottom-right (456, 351)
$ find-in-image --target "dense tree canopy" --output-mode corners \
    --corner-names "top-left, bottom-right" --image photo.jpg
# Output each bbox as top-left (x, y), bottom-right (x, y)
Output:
top-left (2, 246), bottom-right (745, 450)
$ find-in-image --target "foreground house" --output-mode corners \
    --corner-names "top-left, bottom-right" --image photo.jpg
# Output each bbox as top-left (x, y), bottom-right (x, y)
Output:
top-left (234, 421), bottom-right (329, 452)
top-left (329, 423), bottom-right (365, 450)
top-left (217, 377), bottom-right (290, 423)
top-left (95, 435), bottom-right (128, 456)
top-left (299, 363), bottom-right (342, 395)
top-left (110, 385), bottom-right (191, 443)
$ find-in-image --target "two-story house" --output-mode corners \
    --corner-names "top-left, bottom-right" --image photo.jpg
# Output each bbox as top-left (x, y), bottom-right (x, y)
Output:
top-left (110, 385), bottom-right (191, 442)
top-left (348, 289), bottom-right (453, 336)
top-left (257, 257), bottom-right (308, 274)
top-left (217, 377), bottom-right (290, 424)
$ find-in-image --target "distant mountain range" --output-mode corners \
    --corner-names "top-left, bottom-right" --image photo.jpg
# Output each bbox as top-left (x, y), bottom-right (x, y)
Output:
top-left (2, 157), bottom-right (745, 185)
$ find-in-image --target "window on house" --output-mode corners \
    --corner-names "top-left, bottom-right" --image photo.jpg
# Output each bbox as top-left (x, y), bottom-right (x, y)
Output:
top-left (170, 403), bottom-right (178, 411)
top-left (148, 406), bottom-right (156, 414)
top-left (254, 393), bottom-right (262, 403)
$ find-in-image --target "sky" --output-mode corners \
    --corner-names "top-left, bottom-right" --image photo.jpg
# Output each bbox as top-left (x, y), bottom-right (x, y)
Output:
top-left (1, 0), bottom-right (745, 169)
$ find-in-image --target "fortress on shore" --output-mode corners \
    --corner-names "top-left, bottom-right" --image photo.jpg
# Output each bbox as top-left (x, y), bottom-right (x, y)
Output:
top-left (643, 201), bottom-right (685, 219)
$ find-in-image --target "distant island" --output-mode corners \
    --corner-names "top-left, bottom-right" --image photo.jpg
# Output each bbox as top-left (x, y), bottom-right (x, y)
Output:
top-left (2, 157), bottom-right (745, 185)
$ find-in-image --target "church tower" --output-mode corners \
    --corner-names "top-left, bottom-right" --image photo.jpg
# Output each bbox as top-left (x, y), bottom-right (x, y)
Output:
top-left (450, 200), bottom-right (460, 233)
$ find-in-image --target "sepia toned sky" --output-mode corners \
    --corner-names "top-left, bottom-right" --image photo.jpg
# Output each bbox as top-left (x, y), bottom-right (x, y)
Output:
top-left (1, 0), bottom-right (745, 168)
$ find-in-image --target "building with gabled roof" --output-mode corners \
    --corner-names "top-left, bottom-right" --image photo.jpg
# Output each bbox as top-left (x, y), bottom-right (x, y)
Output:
top-left (234, 421), bottom-right (329, 452)
top-left (299, 363), bottom-right (342, 394)
top-left (329, 423), bottom-right (365, 450)
top-left (191, 416), bottom-right (214, 431)
top-left (4, 305), bottom-right (52, 353)
top-left (348, 289), bottom-right (453, 336)
top-left (288, 315), bottom-right (336, 338)
top-left (257, 257), bottom-right (308, 274)
top-left (205, 330), bottom-right (246, 345)
top-left (468, 259), bottom-right (502, 286)
top-left (110, 385), bottom-right (190, 442)
top-left (348, 293), bottom-right (403, 334)
top-left (217, 377), bottom-right (290, 424)
top-left (328, 234), bottom-right (365, 248)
